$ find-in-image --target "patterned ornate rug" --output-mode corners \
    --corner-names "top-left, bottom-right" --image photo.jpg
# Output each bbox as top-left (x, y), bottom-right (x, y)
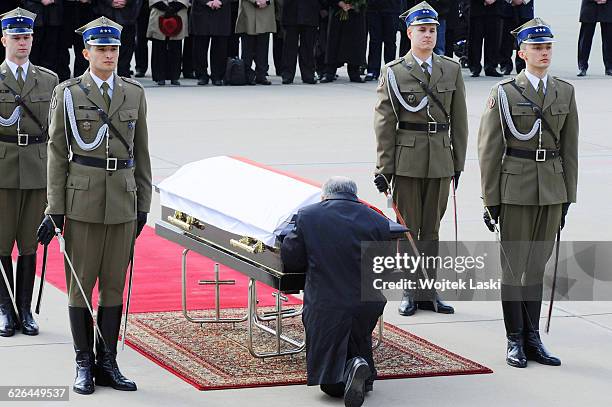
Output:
top-left (125, 308), bottom-right (492, 390)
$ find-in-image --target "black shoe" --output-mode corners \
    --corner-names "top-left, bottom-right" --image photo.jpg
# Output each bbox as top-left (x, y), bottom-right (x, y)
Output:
top-left (134, 70), bottom-right (145, 78)
top-left (577, 68), bottom-right (587, 77)
top-left (74, 351), bottom-right (95, 395)
top-left (197, 76), bottom-right (209, 86)
top-left (506, 333), bottom-right (527, 368)
top-left (364, 73), bottom-right (377, 82)
top-left (349, 76), bottom-right (365, 83)
top-left (343, 357), bottom-right (369, 407)
top-left (416, 293), bottom-right (454, 314)
top-left (0, 256), bottom-right (16, 337)
top-left (524, 330), bottom-right (561, 366)
top-left (365, 381), bottom-right (373, 393)
top-left (256, 77), bottom-right (272, 85)
top-left (501, 64), bottom-right (513, 75)
top-left (156, 80), bottom-right (165, 86)
top-left (605, 69), bottom-right (612, 76)
top-left (398, 291), bottom-right (417, 316)
top-left (470, 71), bottom-right (480, 77)
top-left (170, 80), bottom-right (181, 86)
top-left (212, 79), bottom-right (224, 86)
top-left (485, 69), bottom-right (503, 77)
top-left (320, 74), bottom-right (335, 83)
top-left (282, 77), bottom-right (293, 85)
top-left (320, 383), bottom-right (345, 398)
top-left (16, 255), bottom-right (38, 336)
top-left (302, 78), bottom-right (317, 84)
top-left (69, 307), bottom-right (95, 394)
top-left (95, 306), bottom-right (137, 391)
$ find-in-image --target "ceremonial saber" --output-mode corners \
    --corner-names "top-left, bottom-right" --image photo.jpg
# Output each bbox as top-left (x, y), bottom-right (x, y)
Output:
top-left (121, 239), bottom-right (136, 351)
top-left (35, 244), bottom-right (48, 315)
top-left (0, 257), bottom-right (18, 319)
top-left (452, 176), bottom-right (459, 297)
top-left (545, 228), bottom-right (562, 334)
top-left (49, 218), bottom-right (109, 352)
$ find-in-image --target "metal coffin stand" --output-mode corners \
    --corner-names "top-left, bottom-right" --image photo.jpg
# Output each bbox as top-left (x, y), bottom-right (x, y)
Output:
top-left (157, 207), bottom-right (386, 359)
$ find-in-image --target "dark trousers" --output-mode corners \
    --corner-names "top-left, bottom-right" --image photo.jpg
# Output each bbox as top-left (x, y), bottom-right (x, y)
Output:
top-left (468, 15), bottom-right (502, 74)
top-left (135, 1), bottom-right (150, 74)
top-left (500, 16), bottom-right (529, 74)
top-left (366, 11), bottom-right (397, 77)
top-left (241, 33), bottom-right (270, 79)
top-left (31, 25), bottom-right (61, 74)
top-left (193, 35), bottom-right (228, 81)
top-left (151, 39), bottom-right (182, 81)
top-left (183, 35), bottom-right (194, 77)
top-left (228, 1), bottom-right (241, 57)
top-left (315, 16), bottom-right (329, 77)
top-left (399, 27), bottom-right (410, 57)
top-left (578, 22), bottom-right (612, 71)
top-left (444, 27), bottom-right (456, 58)
top-left (326, 64), bottom-right (361, 80)
top-left (118, 24), bottom-right (136, 77)
top-left (59, 2), bottom-right (92, 81)
top-left (273, 28), bottom-right (284, 75)
top-left (281, 25), bottom-right (316, 82)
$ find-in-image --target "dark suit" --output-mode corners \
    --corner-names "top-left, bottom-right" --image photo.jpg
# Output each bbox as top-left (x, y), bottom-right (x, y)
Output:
top-left (21, 0), bottom-right (63, 74)
top-left (468, 0), bottom-right (503, 75)
top-left (366, 0), bottom-right (400, 77)
top-left (281, 192), bottom-right (388, 387)
top-left (94, 0), bottom-right (143, 77)
top-left (0, 1), bottom-right (17, 62)
top-left (59, 0), bottom-right (94, 81)
top-left (281, 0), bottom-right (320, 82)
top-left (190, 0), bottom-right (232, 81)
top-left (578, 0), bottom-right (612, 72)
top-left (499, 0), bottom-right (534, 74)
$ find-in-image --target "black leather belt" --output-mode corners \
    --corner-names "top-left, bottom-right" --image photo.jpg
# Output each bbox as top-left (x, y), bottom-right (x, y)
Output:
top-left (506, 147), bottom-right (560, 162)
top-left (0, 134), bottom-right (46, 146)
top-left (399, 121), bottom-right (449, 133)
top-left (71, 154), bottom-right (135, 171)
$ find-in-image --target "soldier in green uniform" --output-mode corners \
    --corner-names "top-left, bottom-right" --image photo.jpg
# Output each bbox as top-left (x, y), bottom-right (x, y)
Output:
top-left (478, 18), bottom-right (578, 368)
top-left (36, 17), bottom-right (152, 394)
top-left (373, 1), bottom-right (468, 317)
top-left (0, 8), bottom-right (58, 338)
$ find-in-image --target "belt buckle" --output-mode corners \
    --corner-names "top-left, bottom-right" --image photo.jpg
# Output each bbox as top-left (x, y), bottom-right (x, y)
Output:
top-left (17, 133), bottom-right (29, 146)
top-left (428, 122), bottom-right (438, 133)
top-left (535, 149), bottom-right (546, 162)
top-left (106, 157), bottom-right (118, 171)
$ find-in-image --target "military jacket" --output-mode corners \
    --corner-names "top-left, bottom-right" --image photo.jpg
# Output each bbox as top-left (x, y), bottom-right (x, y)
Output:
top-left (46, 70), bottom-right (152, 224)
top-left (0, 61), bottom-right (58, 189)
top-left (374, 51), bottom-right (469, 179)
top-left (478, 71), bottom-right (579, 207)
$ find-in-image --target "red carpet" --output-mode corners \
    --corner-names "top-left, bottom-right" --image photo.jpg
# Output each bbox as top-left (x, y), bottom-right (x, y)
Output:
top-left (32, 225), bottom-right (301, 313)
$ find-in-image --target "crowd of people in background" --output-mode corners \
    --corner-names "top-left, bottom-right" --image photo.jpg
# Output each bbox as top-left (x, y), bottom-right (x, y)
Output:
top-left (0, 0), bottom-right (610, 86)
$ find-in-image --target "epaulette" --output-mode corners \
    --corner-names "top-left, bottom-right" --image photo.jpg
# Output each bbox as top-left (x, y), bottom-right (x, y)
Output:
top-left (120, 76), bottom-right (144, 89)
top-left (498, 77), bottom-right (515, 86)
top-left (385, 58), bottom-right (404, 68)
top-left (439, 55), bottom-right (460, 66)
top-left (35, 65), bottom-right (58, 79)
top-left (60, 77), bottom-right (81, 89)
top-left (552, 76), bottom-right (574, 88)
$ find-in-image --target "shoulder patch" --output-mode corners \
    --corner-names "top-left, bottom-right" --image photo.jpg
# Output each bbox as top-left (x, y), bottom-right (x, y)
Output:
top-left (386, 58), bottom-right (403, 68)
top-left (120, 76), bottom-right (144, 89)
top-left (60, 77), bottom-right (82, 89)
top-left (35, 65), bottom-right (59, 79)
top-left (439, 55), bottom-right (460, 66)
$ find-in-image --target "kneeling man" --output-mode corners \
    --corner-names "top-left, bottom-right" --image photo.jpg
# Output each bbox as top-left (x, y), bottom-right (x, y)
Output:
top-left (281, 176), bottom-right (389, 407)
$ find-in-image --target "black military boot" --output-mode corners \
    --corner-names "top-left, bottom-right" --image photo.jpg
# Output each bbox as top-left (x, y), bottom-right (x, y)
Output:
top-left (95, 305), bottom-right (137, 391)
top-left (398, 289), bottom-right (417, 316)
top-left (16, 255), bottom-right (39, 335)
top-left (69, 306), bottom-right (95, 394)
top-left (502, 291), bottom-right (527, 368)
top-left (522, 292), bottom-right (561, 366)
top-left (0, 256), bottom-right (17, 337)
top-left (506, 332), bottom-right (527, 368)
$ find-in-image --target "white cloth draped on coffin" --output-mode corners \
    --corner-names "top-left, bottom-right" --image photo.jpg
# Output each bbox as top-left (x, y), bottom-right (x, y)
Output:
top-left (157, 156), bottom-right (322, 247)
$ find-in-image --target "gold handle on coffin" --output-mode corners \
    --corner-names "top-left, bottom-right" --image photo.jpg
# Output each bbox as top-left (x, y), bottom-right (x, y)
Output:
top-left (168, 211), bottom-right (205, 232)
top-left (230, 236), bottom-right (265, 254)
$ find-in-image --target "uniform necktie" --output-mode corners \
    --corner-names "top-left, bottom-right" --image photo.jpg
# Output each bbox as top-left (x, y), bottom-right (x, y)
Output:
top-left (101, 82), bottom-right (111, 110)
top-left (421, 61), bottom-right (431, 84)
top-left (16, 66), bottom-right (25, 90)
top-left (536, 79), bottom-right (545, 105)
